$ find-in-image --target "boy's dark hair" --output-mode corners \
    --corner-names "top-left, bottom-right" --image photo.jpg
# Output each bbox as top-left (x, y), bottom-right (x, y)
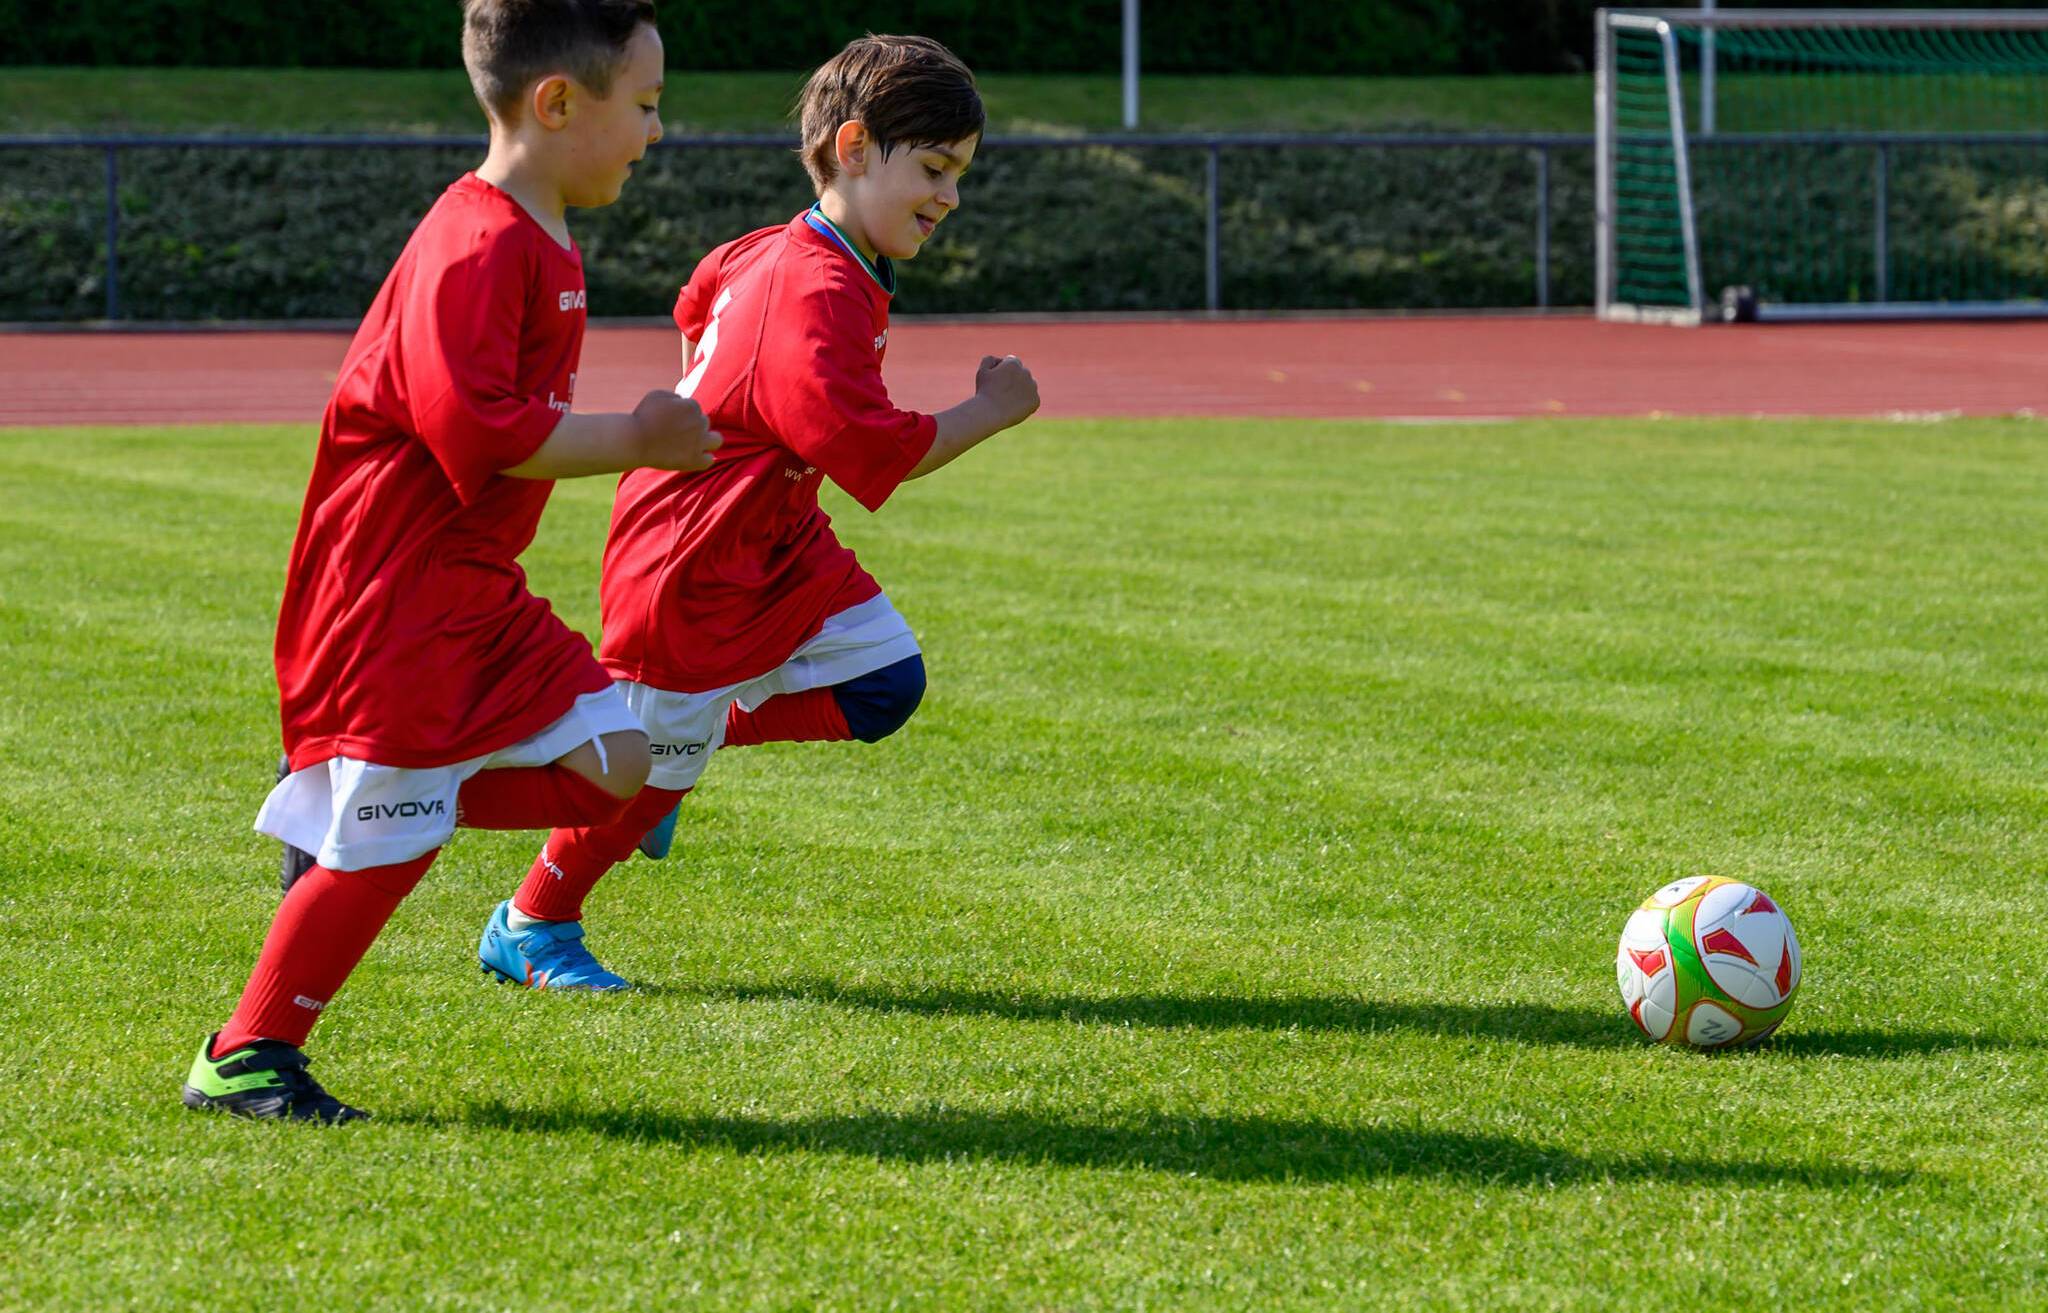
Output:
top-left (796, 35), bottom-right (985, 195)
top-left (462, 0), bottom-right (658, 120)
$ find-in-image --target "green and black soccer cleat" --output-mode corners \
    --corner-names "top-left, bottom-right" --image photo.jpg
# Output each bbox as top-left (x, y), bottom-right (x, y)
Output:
top-left (182, 1033), bottom-right (368, 1123)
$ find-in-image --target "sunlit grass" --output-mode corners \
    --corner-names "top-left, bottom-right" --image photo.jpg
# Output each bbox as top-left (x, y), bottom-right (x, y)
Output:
top-left (1, 415), bottom-right (2044, 1308)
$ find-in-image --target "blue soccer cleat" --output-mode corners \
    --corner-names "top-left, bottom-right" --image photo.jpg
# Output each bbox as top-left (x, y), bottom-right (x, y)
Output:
top-left (637, 803), bottom-right (680, 860)
top-left (478, 900), bottom-right (630, 991)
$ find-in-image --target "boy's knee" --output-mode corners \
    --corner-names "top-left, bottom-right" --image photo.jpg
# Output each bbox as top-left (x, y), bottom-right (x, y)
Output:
top-left (834, 654), bottom-right (925, 743)
top-left (594, 730), bottom-right (652, 798)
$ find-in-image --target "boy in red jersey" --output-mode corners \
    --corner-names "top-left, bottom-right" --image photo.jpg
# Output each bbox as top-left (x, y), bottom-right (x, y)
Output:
top-left (478, 35), bottom-right (1039, 986)
top-left (182, 0), bottom-right (721, 1122)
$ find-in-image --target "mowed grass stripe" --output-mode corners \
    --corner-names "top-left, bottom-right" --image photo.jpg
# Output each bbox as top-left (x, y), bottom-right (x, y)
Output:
top-left (1, 416), bottom-right (2044, 1309)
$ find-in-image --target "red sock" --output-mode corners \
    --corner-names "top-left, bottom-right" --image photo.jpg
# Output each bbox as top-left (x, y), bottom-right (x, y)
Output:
top-left (722, 688), bottom-right (850, 749)
top-left (458, 765), bottom-right (632, 830)
top-left (214, 851), bottom-right (437, 1054)
top-left (513, 787), bottom-right (688, 923)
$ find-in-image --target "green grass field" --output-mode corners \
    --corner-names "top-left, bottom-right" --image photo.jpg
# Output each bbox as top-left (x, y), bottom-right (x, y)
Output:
top-left (3, 415), bottom-right (2046, 1308)
top-left (6, 67), bottom-right (1593, 134)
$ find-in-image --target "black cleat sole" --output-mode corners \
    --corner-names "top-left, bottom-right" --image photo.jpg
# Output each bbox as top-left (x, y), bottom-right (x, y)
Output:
top-left (182, 1084), bottom-right (370, 1124)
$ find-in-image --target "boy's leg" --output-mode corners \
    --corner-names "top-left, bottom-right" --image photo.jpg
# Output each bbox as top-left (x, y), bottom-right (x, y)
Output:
top-left (480, 623), bottom-right (924, 990)
top-left (455, 728), bottom-right (650, 829)
top-left (719, 688), bottom-right (849, 748)
top-left (462, 705), bottom-right (654, 988)
top-left (217, 852), bottom-right (436, 1051)
top-left (481, 681), bottom-right (731, 988)
top-left (630, 654), bottom-right (925, 864)
top-left (717, 594), bottom-right (924, 753)
top-left (514, 787), bottom-right (690, 923)
top-left (277, 755), bottom-right (318, 894)
top-left (186, 849), bottom-right (437, 1122)
top-left (723, 653), bottom-right (925, 747)
top-left (477, 785), bottom-right (690, 988)
top-left (263, 690), bottom-right (646, 883)
top-left (636, 595), bottom-right (923, 859)
top-left (453, 681), bottom-right (654, 849)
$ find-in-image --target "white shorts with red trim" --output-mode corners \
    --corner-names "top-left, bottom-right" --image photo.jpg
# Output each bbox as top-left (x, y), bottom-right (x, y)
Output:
top-left (624, 593), bottom-right (919, 792)
top-left (254, 685), bottom-right (642, 872)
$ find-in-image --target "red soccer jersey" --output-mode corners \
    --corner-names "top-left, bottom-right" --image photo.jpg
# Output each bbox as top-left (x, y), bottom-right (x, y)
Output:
top-left (599, 209), bottom-right (937, 692)
top-left (273, 173), bottom-right (611, 771)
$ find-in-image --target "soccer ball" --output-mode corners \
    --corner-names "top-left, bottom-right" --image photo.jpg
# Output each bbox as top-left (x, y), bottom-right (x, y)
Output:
top-left (1616, 876), bottom-right (1801, 1048)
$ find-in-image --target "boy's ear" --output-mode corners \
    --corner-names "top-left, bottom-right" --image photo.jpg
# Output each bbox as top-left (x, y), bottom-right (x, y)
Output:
top-left (833, 121), bottom-right (870, 177)
top-left (529, 74), bottom-right (574, 130)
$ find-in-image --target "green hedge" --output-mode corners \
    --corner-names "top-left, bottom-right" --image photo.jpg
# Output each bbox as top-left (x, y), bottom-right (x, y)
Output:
top-left (0, 0), bottom-right (1588, 74)
top-left (0, 141), bottom-right (1589, 320)
top-left (0, 0), bottom-right (461, 70)
top-left (9, 138), bottom-right (2040, 322)
top-left (8, 2), bottom-right (2043, 74)
top-left (1692, 143), bottom-right (2048, 306)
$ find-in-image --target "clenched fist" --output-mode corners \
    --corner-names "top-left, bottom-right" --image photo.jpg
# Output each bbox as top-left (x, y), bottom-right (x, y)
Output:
top-left (633, 390), bottom-right (721, 472)
top-left (976, 355), bottom-right (1040, 429)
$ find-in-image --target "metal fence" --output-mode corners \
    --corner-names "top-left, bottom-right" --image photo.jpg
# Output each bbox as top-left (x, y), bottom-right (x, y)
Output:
top-left (0, 132), bottom-right (1589, 322)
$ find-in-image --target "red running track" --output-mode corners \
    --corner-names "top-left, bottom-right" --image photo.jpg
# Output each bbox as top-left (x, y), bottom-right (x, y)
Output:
top-left (3, 316), bottom-right (2046, 427)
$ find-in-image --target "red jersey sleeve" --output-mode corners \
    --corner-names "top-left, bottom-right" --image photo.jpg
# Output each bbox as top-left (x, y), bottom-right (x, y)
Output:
top-left (751, 276), bottom-right (936, 513)
top-left (673, 245), bottom-right (726, 342)
top-left (406, 231), bottom-right (565, 503)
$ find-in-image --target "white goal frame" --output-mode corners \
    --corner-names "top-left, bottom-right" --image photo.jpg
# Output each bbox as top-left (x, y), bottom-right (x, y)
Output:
top-left (1595, 8), bottom-right (2048, 324)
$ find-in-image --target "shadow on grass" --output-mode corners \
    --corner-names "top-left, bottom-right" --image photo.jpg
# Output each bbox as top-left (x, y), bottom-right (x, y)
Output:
top-left (413, 1101), bottom-right (1911, 1188)
top-left (661, 979), bottom-right (2020, 1057)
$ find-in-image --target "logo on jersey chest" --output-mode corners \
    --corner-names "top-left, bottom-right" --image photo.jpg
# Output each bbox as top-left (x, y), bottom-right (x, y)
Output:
top-left (873, 330), bottom-right (888, 352)
top-left (559, 289), bottom-right (587, 312)
top-left (784, 464), bottom-right (818, 482)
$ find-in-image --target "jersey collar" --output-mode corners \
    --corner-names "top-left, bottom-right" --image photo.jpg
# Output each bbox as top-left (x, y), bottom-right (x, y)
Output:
top-left (804, 203), bottom-right (896, 296)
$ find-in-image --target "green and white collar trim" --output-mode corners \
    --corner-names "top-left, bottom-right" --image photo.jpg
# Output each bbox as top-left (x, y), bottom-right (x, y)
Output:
top-left (804, 203), bottom-right (896, 296)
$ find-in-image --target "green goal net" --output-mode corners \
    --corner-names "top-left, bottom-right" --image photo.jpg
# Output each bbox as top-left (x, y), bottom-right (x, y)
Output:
top-left (1597, 9), bottom-right (2048, 323)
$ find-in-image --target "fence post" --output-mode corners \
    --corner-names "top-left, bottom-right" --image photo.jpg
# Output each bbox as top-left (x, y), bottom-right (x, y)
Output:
top-left (1534, 145), bottom-right (1551, 308)
top-left (1873, 142), bottom-right (1890, 303)
top-left (1121, 0), bottom-right (1140, 129)
top-left (103, 145), bottom-right (122, 321)
top-left (1701, 0), bottom-right (1718, 136)
top-left (1204, 143), bottom-right (1220, 312)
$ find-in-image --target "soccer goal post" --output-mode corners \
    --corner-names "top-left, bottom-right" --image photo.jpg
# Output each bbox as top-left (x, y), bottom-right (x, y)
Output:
top-left (1596, 8), bottom-right (2048, 324)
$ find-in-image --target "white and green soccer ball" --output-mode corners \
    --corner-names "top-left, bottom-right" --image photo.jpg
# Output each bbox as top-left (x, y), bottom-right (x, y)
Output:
top-left (1616, 876), bottom-right (1801, 1048)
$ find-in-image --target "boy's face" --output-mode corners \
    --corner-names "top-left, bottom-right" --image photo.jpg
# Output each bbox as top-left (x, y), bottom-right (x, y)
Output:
top-left (836, 128), bottom-right (979, 262)
top-left (560, 22), bottom-right (666, 208)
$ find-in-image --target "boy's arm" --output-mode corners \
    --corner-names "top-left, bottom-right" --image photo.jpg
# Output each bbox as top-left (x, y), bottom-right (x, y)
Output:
top-left (407, 238), bottom-right (717, 494)
top-left (911, 355), bottom-right (1040, 480)
top-left (755, 282), bottom-right (1040, 510)
top-left (503, 390), bottom-right (720, 479)
top-left (751, 284), bottom-right (934, 512)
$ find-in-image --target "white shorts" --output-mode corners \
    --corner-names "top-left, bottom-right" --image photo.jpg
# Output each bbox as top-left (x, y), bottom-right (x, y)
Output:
top-left (254, 685), bottom-right (643, 872)
top-left (624, 593), bottom-right (920, 792)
